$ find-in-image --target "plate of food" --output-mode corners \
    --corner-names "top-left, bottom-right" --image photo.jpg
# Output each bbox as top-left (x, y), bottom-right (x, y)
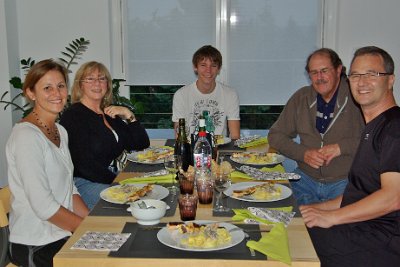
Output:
top-left (157, 220), bottom-right (245, 252)
top-left (100, 183), bottom-right (169, 204)
top-left (215, 135), bottom-right (231, 146)
top-left (127, 146), bottom-right (174, 164)
top-left (230, 152), bottom-right (284, 166)
top-left (224, 182), bottom-right (292, 202)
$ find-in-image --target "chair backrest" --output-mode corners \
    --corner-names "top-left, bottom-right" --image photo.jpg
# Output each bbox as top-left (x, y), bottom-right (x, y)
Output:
top-left (0, 186), bottom-right (12, 267)
top-left (0, 186), bottom-right (11, 227)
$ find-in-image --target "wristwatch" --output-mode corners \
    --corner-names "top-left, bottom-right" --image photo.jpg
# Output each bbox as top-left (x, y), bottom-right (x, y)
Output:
top-left (126, 114), bottom-right (136, 123)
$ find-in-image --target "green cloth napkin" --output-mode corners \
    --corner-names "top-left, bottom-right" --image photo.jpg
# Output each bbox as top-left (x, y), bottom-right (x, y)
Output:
top-left (232, 208), bottom-right (292, 265)
top-left (119, 174), bottom-right (175, 184)
top-left (238, 137), bottom-right (268, 148)
top-left (247, 222), bottom-right (291, 265)
top-left (230, 164), bottom-right (286, 180)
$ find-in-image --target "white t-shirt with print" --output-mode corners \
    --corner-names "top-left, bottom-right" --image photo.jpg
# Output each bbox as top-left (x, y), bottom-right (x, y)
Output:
top-left (172, 81), bottom-right (240, 136)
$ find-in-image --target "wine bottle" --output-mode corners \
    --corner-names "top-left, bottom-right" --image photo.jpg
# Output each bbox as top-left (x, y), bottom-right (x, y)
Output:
top-left (174, 118), bottom-right (192, 171)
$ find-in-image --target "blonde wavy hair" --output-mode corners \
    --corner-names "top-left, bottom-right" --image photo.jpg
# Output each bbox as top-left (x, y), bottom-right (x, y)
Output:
top-left (71, 61), bottom-right (113, 109)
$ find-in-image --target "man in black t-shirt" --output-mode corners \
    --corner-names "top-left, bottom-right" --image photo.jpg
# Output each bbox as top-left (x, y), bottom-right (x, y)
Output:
top-left (300, 46), bottom-right (400, 267)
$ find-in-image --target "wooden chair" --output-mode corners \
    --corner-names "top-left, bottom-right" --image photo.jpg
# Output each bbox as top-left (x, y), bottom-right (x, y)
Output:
top-left (0, 186), bottom-right (17, 267)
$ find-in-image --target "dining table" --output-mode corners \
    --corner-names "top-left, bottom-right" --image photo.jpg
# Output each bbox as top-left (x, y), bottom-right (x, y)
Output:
top-left (53, 139), bottom-right (319, 267)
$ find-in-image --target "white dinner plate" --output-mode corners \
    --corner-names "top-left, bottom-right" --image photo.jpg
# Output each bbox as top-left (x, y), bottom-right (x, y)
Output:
top-left (100, 184), bottom-right (169, 204)
top-left (224, 182), bottom-right (292, 202)
top-left (217, 137), bottom-right (232, 146)
top-left (157, 220), bottom-right (245, 252)
top-left (126, 146), bottom-right (174, 164)
top-left (230, 152), bottom-right (285, 166)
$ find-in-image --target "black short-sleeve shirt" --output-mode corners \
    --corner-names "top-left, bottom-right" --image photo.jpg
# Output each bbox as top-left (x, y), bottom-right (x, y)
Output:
top-left (342, 106), bottom-right (400, 233)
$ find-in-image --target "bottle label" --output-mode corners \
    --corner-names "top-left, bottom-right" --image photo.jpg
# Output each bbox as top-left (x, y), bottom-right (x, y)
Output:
top-left (193, 153), bottom-right (211, 169)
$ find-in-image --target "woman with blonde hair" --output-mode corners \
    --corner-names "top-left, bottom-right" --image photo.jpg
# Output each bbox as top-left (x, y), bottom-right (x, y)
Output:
top-left (6, 59), bottom-right (89, 266)
top-left (60, 61), bottom-right (150, 210)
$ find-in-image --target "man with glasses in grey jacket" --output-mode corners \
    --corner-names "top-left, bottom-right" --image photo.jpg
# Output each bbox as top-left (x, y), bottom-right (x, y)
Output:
top-left (268, 48), bottom-right (365, 205)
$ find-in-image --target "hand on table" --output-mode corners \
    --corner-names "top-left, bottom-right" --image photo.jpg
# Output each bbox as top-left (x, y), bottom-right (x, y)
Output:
top-left (299, 205), bottom-right (337, 228)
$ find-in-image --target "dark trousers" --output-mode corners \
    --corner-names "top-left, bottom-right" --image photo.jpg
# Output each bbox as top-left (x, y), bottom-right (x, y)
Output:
top-left (307, 224), bottom-right (400, 267)
top-left (10, 238), bottom-right (67, 267)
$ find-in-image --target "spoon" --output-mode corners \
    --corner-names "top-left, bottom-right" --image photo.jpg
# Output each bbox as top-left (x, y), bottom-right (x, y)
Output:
top-left (137, 200), bottom-right (156, 209)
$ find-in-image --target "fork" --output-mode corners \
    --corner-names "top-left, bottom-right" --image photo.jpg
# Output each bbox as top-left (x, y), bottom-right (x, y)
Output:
top-left (244, 233), bottom-right (256, 257)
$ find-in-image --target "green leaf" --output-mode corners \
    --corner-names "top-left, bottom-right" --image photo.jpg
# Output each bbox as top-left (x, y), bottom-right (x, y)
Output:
top-left (65, 47), bottom-right (75, 54)
top-left (59, 58), bottom-right (68, 64)
top-left (61, 52), bottom-right (73, 59)
top-left (70, 43), bottom-right (77, 50)
top-left (9, 77), bottom-right (23, 89)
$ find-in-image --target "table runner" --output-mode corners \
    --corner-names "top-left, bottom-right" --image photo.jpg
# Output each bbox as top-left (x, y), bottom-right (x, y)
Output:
top-left (124, 161), bottom-right (165, 173)
top-left (109, 222), bottom-right (266, 260)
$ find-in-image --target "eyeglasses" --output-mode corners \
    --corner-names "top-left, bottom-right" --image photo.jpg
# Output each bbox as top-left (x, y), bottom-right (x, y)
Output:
top-left (81, 77), bottom-right (108, 84)
top-left (348, 72), bottom-right (392, 82)
top-left (309, 67), bottom-right (333, 77)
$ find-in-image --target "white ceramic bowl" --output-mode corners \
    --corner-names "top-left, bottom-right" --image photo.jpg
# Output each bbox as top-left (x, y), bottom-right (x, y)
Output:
top-left (130, 199), bottom-right (167, 225)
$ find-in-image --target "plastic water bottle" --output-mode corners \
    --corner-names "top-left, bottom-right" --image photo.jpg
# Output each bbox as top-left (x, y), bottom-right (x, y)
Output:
top-left (193, 119), bottom-right (212, 175)
top-left (202, 110), bottom-right (216, 159)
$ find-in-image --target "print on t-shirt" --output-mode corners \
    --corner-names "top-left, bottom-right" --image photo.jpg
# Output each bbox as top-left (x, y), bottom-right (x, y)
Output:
top-left (191, 99), bottom-right (225, 134)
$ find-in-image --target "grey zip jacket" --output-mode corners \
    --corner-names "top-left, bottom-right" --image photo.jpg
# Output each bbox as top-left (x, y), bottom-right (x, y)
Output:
top-left (268, 78), bottom-right (365, 183)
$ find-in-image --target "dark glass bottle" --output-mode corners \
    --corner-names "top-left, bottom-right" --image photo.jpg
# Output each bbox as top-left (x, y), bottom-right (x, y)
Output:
top-left (174, 118), bottom-right (192, 171)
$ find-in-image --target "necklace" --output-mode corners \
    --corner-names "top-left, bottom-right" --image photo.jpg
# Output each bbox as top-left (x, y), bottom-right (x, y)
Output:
top-left (32, 111), bottom-right (60, 142)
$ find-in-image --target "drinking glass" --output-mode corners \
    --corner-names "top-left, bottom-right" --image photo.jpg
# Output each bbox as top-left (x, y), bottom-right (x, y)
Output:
top-left (178, 194), bottom-right (198, 221)
top-left (213, 172), bottom-right (231, 212)
top-left (164, 155), bottom-right (182, 195)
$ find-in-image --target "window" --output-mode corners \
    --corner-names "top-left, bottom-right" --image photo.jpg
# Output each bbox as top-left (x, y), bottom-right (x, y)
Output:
top-left (120, 0), bottom-right (324, 135)
top-left (123, 0), bottom-right (322, 105)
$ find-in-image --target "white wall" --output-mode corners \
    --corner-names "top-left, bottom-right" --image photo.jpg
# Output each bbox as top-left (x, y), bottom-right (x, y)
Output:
top-left (1, 0), bottom-right (400, 186)
top-left (16, 0), bottom-right (112, 77)
top-left (335, 0), bottom-right (400, 101)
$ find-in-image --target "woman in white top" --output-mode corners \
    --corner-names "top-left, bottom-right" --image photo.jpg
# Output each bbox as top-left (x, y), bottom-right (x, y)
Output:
top-left (6, 59), bottom-right (89, 267)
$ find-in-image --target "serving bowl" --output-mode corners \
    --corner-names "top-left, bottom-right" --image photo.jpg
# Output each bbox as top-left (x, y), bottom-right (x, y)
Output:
top-left (130, 199), bottom-right (167, 225)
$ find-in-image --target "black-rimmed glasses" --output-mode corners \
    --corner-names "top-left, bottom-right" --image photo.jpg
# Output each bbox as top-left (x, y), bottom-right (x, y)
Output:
top-left (80, 77), bottom-right (108, 84)
top-left (348, 72), bottom-right (392, 82)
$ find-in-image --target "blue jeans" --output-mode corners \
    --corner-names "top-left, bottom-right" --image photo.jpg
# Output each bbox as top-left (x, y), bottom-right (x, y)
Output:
top-left (74, 177), bottom-right (110, 210)
top-left (290, 168), bottom-right (348, 205)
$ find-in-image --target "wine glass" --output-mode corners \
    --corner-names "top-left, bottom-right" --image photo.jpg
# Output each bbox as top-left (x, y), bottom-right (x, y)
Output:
top-left (213, 172), bottom-right (231, 212)
top-left (164, 155), bottom-right (182, 195)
